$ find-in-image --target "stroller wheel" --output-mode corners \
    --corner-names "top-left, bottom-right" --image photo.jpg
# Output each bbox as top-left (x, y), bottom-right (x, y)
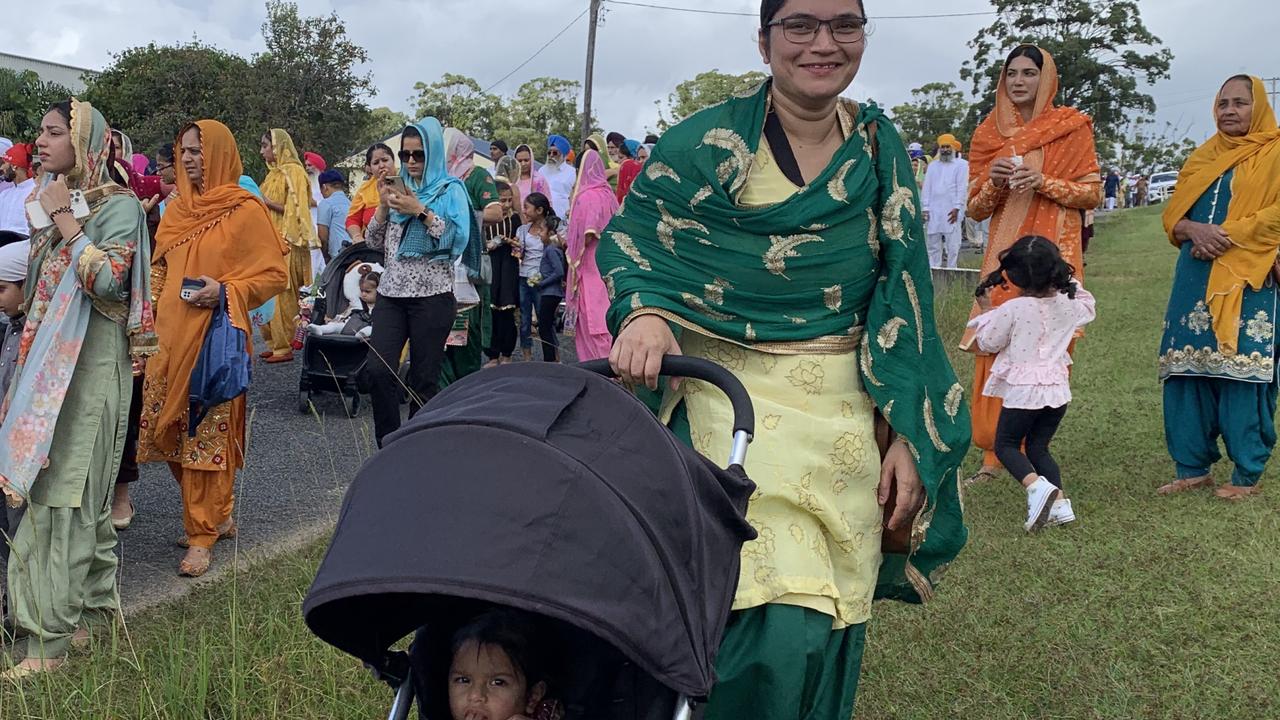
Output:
top-left (342, 391), bottom-right (360, 419)
top-left (299, 390), bottom-right (312, 415)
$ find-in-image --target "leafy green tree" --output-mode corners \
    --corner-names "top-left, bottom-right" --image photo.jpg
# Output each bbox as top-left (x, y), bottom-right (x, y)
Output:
top-left (0, 68), bottom-right (73, 142)
top-left (84, 42), bottom-right (255, 160)
top-left (960, 0), bottom-right (1173, 159)
top-left (1113, 117), bottom-right (1197, 175)
top-left (249, 0), bottom-right (375, 177)
top-left (890, 82), bottom-right (973, 149)
top-left (656, 70), bottom-right (769, 131)
top-left (410, 74), bottom-right (502, 138)
top-left (494, 77), bottom-right (584, 154)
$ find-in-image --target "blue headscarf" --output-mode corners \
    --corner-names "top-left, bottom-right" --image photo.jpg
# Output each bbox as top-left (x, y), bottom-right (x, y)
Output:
top-left (547, 134), bottom-right (571, 157)
top-left (623, 139), bottom-right (641, 158)
top-left (394, 118), bottom-right (472, 261)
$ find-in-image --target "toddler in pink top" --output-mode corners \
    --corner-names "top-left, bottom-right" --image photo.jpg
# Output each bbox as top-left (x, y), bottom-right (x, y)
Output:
top-left (968, 236), bottom-right (1096, 532)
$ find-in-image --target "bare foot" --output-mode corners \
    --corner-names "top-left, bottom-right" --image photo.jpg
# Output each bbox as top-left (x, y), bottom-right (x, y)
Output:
top-left (3, 656), bottom-right (65, 680)
top-left (1157, 475), bottom-right (1215, 495)
top-left (179, 547), bottom-right (213, 578)
top-left (1214, 485), bottom-right (1261, 501)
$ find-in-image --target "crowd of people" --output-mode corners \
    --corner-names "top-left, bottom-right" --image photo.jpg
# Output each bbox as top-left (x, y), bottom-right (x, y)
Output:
top-left (0, 1), bottom-right (1278, 717)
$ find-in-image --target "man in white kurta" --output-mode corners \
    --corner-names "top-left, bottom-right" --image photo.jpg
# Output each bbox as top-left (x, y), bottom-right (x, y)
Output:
top-left (921, 134), bottom-right (967, 268)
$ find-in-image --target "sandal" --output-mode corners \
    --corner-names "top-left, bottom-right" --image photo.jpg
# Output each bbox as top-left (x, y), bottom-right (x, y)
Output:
top-left (178, 547), bottom-right (213, 578)
top-left (1157, 475), bottom-right (1215, 496)
top-left (111, 502), bottom-right (136, 531)
top-left (175, 519), bottom-right (237, 549)
top-left (1214, 485), bottom-right (1261, 501)
top-left (963, 468), bottom-right (999, 487)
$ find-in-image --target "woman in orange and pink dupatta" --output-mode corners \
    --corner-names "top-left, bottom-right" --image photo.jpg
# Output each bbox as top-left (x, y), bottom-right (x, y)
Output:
top-left (964, 45), bottom-right (1102, 483)
top-left (137, 120), bottom-right (287, 577)
top-left (564, 148), bottom-right (618, 361)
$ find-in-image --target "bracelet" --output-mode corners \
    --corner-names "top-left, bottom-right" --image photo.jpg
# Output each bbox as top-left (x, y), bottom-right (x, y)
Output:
top-left (49, 205), bottom-right (73, 220)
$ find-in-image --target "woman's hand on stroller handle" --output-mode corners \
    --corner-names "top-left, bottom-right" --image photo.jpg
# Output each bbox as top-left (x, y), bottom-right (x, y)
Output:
top-left (609, 314), bottom-right (683, 391)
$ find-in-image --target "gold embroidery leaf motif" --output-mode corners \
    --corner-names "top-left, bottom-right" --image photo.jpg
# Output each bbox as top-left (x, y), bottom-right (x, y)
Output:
top-left (866, 207), bottom-right (881, 257)
top-left (923, 395), bottom-right (951, 453)
top-left (702, 128), bottom-right (753, 195)
top-left (657, 200), bottom-right (711, 255)
top-left (744, 322), bottom-right (757, 342)
top-left (609, 232), bottom-right (651, 271)
top-left (630, 293), bottom-right (643, 311)
top-left (859, 337), bottom-right (884, 387)
top-left (881, 165), bottom-right (917, 244)
top-left (704, 277), bottom-right (733, 305)
top-left (841, 400), bottom-right (855, 419)
top-left (645, 162), bottom-right (681, 184)
top-left (827, 158), bottom-right (857, 203)
top-left (765, 233), bottom-right (824, 278)
top-left (877, 317), bottom-right (908, 350)
top-left (823, 284), bottom-right (843, 312)
top-left (691, 185), bottom-right (714, 208)
top-left (944, 383), bottom-right (964, 421)
top-left (903, 271), bottom-right (924, 353)
top-left (681, 293), bottom-right (735, 322)
top-left (762, 414), bottom-right (782, 431)
top-left (602, 267), bottom-right (623, 299)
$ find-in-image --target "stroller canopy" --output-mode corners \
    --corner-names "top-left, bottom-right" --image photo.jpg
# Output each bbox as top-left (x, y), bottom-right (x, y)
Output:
top-left (303, 362), bottom-right (756, 699)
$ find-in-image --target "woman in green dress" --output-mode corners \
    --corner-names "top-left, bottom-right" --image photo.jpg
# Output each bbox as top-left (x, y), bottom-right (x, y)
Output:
top-left (0, 99), bottom-right (154, 676)
top-left (1158, 75), bottom-right (1280, 500)
top-left (599, 0), bottom-right (968, 715)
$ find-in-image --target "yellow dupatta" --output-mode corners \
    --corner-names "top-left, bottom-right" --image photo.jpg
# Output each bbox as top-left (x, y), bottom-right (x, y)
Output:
top-left (260, 128), bottom-right (318, 249)
top-left (1163, 77), bottom-right (1280, 355)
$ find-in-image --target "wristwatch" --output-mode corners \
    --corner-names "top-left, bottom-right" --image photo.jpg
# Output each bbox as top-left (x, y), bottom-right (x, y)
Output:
top-left (417, 210), bottom-right (431, 224)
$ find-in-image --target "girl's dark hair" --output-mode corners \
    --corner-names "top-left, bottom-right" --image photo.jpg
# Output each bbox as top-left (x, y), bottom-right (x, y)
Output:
top-left (365, 142), bottom-right (393, 166)
top-left (524, 192), bottom-right (560, 232)
top-left (157, 143), bottom-right (175, 163)
top-left (1004, 45), bottom-right (1045, 72)
top-left (449, 609), bottom-right (551, 692)
top-left (47, 101), bottom-right (72, 125)
top-left (975, 235), bottom-right (1077, 299)
top-left (360, 271), bottom-right (381, 288)
top-left (495, 180), bottom-right (512, 194)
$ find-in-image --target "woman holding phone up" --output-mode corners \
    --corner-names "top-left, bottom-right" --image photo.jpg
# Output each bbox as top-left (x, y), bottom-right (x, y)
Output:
top-left (363, 118), bottom-right (471, 448)
top-left (963, 44), bottom-right (1102, 484)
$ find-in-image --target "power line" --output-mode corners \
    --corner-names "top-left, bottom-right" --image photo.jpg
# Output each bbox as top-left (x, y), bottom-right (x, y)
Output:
top-left (604, 0), bottom-right (998, 20)
top-left (483, 8), bottom-right (590, 93)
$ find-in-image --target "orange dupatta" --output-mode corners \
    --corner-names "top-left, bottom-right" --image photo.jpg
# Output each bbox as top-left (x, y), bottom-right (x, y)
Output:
top-left (145, 120), bottom-right (288, 454)
top-left (964, 47), bottom-right (1101, 346)
top-left (1161, 77), bottom-right (1280, 355)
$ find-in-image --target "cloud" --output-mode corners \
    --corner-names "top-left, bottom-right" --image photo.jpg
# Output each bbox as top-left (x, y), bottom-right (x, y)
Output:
top-left (9, 0), bottom-right (1273, 146)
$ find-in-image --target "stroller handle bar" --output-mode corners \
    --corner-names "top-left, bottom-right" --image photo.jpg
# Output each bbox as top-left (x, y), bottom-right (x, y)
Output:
top-left (578, 357), bottom-right (755, 468)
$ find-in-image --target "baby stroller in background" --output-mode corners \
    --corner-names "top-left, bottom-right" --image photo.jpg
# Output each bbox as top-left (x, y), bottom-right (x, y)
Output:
top-left (298, 243), bottom-right (385, 416)
top-left (304, 357), bottom-right (758, 720)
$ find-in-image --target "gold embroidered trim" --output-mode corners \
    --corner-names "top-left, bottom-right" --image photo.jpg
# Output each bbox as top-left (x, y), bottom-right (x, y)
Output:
top-left (904, 561), bottom-right (936, 603)
top-left (1159, 345), bottom-right (1275, 382)
top-left (622, 307), bottom-right (861, 355)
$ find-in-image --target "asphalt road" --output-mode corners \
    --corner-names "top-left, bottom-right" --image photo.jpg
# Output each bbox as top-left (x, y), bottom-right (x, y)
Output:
top-left (115, 327), bottom-right (575, 613)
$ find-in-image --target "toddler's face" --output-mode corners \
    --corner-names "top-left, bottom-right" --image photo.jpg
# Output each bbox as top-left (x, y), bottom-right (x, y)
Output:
top-left (448, 640), bottom-right (543, 720)
top-left (0, 280), bottom-right (23, 318)
top-left (359, 283), bottom-right (377, 308)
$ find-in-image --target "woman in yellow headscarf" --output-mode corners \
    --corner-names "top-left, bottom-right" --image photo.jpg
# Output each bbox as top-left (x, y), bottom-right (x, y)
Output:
top-left (1158, 76), bottom-right (1280, 500)
top-left (259, 128), bottom-right (318, 362)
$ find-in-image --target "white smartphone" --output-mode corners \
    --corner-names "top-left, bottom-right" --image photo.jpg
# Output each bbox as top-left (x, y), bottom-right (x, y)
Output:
top-left (1010, 155), bottom-right (1024, 168)
top-left (26, 190), bottom-right (91, 229)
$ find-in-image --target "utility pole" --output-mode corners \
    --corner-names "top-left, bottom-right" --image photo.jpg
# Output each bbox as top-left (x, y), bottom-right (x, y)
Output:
top-left (582, 0), bottom-right (602, 145)
top-left (1266, 77), bottom-right (1280, 112)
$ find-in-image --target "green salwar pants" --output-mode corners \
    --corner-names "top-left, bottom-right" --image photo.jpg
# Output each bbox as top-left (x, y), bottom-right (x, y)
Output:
top-left (7, 427), bottom-right (120, 660)
top-left (702, 604), bottom-right (867, 720)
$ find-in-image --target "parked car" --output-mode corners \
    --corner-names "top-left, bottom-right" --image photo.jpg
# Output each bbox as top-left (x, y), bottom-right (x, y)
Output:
top-left (1148, 170), bottom-right (1178, 204)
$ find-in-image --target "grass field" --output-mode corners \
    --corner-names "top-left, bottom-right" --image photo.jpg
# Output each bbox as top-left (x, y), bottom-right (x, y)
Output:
top-left (2, 206), bottom-right (1278, 718)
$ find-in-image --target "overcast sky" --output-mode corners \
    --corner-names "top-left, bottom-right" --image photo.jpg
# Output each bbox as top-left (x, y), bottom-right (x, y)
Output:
top-left (10, 0), bottom-right (1275, 143)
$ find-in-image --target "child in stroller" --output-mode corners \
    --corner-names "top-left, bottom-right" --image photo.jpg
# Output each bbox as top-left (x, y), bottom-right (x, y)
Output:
top-left (446, 609), bottom-right (564, 720)
top-left (309, 269), bottom-right (378, 339)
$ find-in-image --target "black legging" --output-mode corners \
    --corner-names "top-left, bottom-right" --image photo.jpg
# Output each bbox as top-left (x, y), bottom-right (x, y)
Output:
top-left (537, 295), bottom-right (561, 362)
top-left (486, 308), bottom-right (518, 360)
top-left (994, 404), bottom-right (1068, 487)
top-left (366, 292), bottom-right (456, 447)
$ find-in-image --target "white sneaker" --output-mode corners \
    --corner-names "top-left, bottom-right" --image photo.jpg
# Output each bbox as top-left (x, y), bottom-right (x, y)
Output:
top-left (1046, 498), bottom-right (1075, 528)
top-left (1024, 478), bottom-right (1061, 532)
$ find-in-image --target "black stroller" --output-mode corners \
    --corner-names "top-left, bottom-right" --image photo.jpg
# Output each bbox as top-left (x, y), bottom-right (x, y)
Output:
top-left (298, 243), bottom-right (385, 416)
top-left (304, 357), bottom-right (758, 719)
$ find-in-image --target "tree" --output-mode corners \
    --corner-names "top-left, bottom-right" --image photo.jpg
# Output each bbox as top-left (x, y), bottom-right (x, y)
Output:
top-left (890, 82), bottom-right (973, 148)
top-left (0, 68), bottom-right (73, 142)
top-left (84, 42), bottom-right (255, 160)
top-left (410, 74), bottom-right (502, 138)
top-left (249, 0), bottom-right (374, 177)
top-left (960, 0), bottom-right (1173, 159)
top-left (1112, 117), bottom-right (1197, 175)
top-left (494, 77), bottom-right (584, 153)
top-left (355, 106), bottom-right (411, 149)
top-left (656, 70), bottom-right (769, 131)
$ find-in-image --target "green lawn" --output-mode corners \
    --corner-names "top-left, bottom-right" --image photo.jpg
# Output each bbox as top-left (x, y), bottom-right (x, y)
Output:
top-left (3, 206), bottom-right (1278, 718)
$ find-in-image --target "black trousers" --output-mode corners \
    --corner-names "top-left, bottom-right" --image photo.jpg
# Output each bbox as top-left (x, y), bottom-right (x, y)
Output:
top-left (994, 404), bottom-right (1069, 488)
top-left (486, 308), bottom-right (518, 360)
top-left (537, 295), bottom-right (561, 362)
top-left (115, 374), bottom-right (146, 485)
top-left (366, 292), bottom-right (456, 447)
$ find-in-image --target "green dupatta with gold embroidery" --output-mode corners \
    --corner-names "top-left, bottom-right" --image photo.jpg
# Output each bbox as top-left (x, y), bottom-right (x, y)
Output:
top-left (598, 80), bottom-right (969, 603)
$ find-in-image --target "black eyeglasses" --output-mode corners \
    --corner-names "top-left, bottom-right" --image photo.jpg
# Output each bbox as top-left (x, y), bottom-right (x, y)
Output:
top-left (767, 14), bottom-right (867, 44)
top-left (398, 149), bottom-right (426, 163)
top-left (155, 162), bottom-right (174, 172)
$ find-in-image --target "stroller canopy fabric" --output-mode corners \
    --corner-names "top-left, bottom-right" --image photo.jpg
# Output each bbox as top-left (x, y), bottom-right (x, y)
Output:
top-left (303, 362), bottom-right (756, 698)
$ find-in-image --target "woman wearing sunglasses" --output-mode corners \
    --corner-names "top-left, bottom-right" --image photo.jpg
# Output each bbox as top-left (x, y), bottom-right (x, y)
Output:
top-left (363, 119), bottom-right (471, 447)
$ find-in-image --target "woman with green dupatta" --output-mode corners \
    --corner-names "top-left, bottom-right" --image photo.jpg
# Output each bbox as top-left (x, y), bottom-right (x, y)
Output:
top-left (599, 1), bottom-right (969, 715)
top-left (0, 100), bottom-right (154, 677)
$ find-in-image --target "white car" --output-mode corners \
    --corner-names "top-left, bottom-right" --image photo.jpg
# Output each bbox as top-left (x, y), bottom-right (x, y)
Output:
top-left (1148, 170), bottom-right (1178, 204)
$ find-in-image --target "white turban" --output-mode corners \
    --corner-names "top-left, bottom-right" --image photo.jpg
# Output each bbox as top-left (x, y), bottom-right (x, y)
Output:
top-left (0, 240), bottom-right (30, 282)
top-left (0, 138), bottom-right (12, 155)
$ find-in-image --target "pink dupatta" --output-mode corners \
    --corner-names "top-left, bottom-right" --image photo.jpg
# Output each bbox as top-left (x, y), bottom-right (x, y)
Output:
top-left (564, 150), bottom-right (619, 361)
